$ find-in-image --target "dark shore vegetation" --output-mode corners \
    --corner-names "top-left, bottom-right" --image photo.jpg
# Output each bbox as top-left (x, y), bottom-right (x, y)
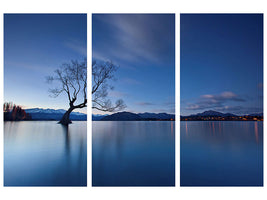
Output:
top-left (4, 102), bottom-right (32, 121)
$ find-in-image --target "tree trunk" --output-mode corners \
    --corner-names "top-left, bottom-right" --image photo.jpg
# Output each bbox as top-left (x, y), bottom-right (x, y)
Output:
top-left (59, 107), bottom-right (75, 126)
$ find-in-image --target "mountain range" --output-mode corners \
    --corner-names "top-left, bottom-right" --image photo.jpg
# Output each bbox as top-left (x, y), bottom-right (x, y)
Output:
top-left (92, 114), bottom-right (108, 121)
top-left (25, 108), bottom-right (87, 121)
top-left (23, 109), bottom-right (174, 121)
top-left (189, 110), bottom-right (236, 117)
top-left (182, 110), bottom-right (263, 117)
top-left (181, 110), bottom-right (263, 121)
top-left (93, 111), bottom-right (175, 121)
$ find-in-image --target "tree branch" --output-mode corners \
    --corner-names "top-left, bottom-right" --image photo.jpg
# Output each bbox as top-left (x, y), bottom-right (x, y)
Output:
top-left (92, 60), bottom-right (125, 113)
top-left (47, 59), bottom-right (87, 109)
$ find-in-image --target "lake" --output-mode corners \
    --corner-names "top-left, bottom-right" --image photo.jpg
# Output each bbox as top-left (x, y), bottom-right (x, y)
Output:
top-left (4, 121), bottom-right (87, 186)
top-left (180, 121), bottom-right (263, 186)
top-left (92, 121), bottom-right (175, 186)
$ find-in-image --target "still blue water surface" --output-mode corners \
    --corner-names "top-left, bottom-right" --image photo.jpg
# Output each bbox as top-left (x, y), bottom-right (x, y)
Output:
top-left (92, 121), bottom-right (175, 186)
top-left (180, 121), bottom-right (263, 186)
top-left (4, 121), bottom-right (87, 186)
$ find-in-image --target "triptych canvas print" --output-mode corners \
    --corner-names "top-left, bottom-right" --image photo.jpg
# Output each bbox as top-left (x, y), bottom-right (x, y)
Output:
top-left (3, 13), bottom-right (263, 187)
top-left (180, 14), bottom-right (263, 186)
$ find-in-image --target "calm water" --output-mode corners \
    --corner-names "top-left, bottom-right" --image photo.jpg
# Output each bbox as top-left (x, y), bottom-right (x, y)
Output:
top-left (4, 121), bottom-right (87, 186)
top-left (180, 121), bottom-right (263, 186)
top-left (92, 121), bottom-right (175, 186)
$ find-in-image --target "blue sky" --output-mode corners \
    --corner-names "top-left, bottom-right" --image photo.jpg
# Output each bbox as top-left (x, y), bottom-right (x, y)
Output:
top-left (92, 14), bottom-right (175, 114)
top-left (181, 14), bottom-right (263, 116)
top-left (4, 14), bottom-right (87, 113)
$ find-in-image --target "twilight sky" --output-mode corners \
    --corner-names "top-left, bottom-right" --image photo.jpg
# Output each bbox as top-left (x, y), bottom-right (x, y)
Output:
top-left (92, 14), bottom-right (175, 114)
top-left (181, 14), bottom-right (263, 116)
top-left (4, 14), bottom-right (87, 113)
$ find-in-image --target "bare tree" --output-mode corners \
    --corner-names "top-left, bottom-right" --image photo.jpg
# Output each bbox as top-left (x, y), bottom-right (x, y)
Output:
top-left (92, 60), bottom-right (126, 112)
top-left (47, 59), bottom-right (87, 125)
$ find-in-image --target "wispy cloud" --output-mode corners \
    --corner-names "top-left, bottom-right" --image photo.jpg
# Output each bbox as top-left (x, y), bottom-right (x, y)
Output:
top-left (135, 98), bottom-right (175, 114)
top-left (92, 53), bottom-right (137, 70)
top-left (121, 78), bottom-right (142, 85)
top-left (150, 108), bottom-right (175, 114)
top-left (186, 91), bottom-right (246, 111)
top-left (64, 39), bottom-right (86, 56)
top-left (109, 91), bottom-right (128, 98)
top-left (135, 102), bottom-right (154, 106)
top-left (93, 14), bottom-right (174, 65)
top-left (201, 91), bottom-right (245, 102)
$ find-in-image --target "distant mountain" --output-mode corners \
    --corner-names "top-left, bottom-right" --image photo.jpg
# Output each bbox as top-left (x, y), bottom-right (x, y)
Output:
top-left (181, 110), bottom-right (263, 121)
top-left (101, 112), bottom-right (142, 121)
top-left (25, 108), bottom-right (87, 121)
top-left (138, 112), bottom-right (175, 120)
top-left (26, 108), bottom-right (66, 114)
top-left (98, 111), bottom-right (175, 121)
top-left (188, 110), bottom-right (264, 117)
top-left (248, 113), bottom-right (263, 117)
top-left (92, 114), bottom-right (108, 121)
top-left (190, 110), bottom-right (236, 117)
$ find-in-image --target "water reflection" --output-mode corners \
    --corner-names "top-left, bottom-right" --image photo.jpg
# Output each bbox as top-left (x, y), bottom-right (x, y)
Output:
top-left (218, 122), bottom-right (221, 134)
top-left (4, 121), bottom-right (87, 186)
top-left (171, 121), bottom-right (174, 136)
top-left (62, 125), bottom-right (71, 156)
top-left (92, 121), bottom-right (175, 186)
top-left (180, 121), bottom-right (263, 186)
top-left (254, 122), bottom-right (259, 144)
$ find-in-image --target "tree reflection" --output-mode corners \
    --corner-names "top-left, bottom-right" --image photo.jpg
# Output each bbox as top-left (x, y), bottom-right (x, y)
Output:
top-left (55, 124), bottom-right (87, 186)
top-left (61, 125), bottom-right (71, 156)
